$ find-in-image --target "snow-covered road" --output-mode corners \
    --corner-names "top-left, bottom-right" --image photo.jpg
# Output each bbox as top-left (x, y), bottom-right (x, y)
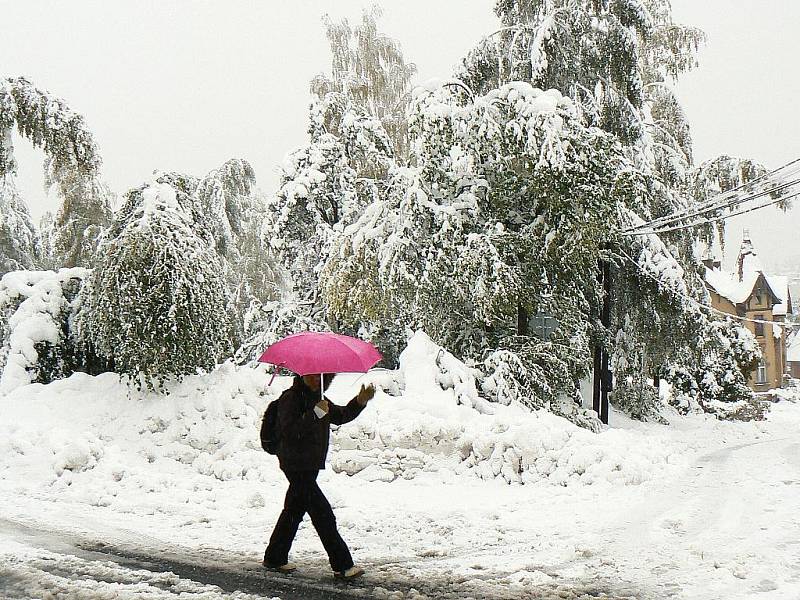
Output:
top-left (0, 515), bottom-right (637, 599)
top-left (602, 435), bottom-right (800, 599)
top-left (0, 517), bottom-right (361, 600)
top-left (3, 430), bottom-right (798, 600)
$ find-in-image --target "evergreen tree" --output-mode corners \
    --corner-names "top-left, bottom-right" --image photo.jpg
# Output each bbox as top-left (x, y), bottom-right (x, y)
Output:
top-left (77, 180), bottom-right (233, 390)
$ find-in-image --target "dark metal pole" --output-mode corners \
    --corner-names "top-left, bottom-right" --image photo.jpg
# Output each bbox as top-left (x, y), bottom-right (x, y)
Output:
top-left (600, 259), bottom-right (612, 425)
top-left (593, 259), bottom-right (603, 416)
top-left (592, 347), bottom-right (601, 415)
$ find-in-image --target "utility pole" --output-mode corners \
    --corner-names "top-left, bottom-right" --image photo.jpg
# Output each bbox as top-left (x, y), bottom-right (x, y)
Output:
top-left (593, 258), bottom-right (611, 425)
top-left (601, 259), bottom-right (611, 424)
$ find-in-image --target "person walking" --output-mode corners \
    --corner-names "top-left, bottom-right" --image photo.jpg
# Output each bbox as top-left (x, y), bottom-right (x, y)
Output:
top-left (262, 373), bottom-right (375, 579)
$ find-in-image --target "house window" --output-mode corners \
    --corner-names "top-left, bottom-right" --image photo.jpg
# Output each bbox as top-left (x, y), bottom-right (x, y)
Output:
top-left (756, 362), bottom-right (768, 385)
top-left (755, 287), bottom-right (763, 305)
top-left (754, 314), bottom-right (765, 337)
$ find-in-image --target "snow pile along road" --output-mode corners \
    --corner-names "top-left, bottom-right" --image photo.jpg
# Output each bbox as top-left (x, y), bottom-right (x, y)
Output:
top-left (0, 330), bottom-right (688, 509)
top-left (331, 332), bottom-right (688, 485)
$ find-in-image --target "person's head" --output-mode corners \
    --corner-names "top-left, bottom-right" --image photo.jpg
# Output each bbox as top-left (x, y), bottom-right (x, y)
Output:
top-left (301, 373), bottom-right (335, 392)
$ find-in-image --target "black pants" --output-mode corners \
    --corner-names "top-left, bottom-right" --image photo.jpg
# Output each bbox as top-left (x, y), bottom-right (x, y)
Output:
top-left (264, 470), bottom-right (354, 572)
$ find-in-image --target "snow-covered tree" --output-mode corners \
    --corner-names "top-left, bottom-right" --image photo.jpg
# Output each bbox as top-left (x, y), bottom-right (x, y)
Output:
top-left (667, 318), bottom-right (764, 420)
top-left (460, 0), bottom-right (704, 146)
top-left (77, 180), bottom-right (233, 390)
top-left (260, 6), bottom-right (412, 328)
top-left (322, 82), bottom-right (639, 424)
top-left (48, 166), bottom-right (113, 268)
top-left (0, 178), bottom-right (39, 273)
top-left (195, 159), bottom-right (285, 344)
top-left (234, 299), bottom-right (325, 364)
top-left (264, 87), bottom-right (395, 307)
top-left (0, 77), bottom-right (111, 269)
top-left (687, 154), bottom-right (794, 248)
top-left (37, 211), bottom-right (56, 270)
top-left (455, 2), bottom-right (772, 421)
top-left (311, 5), bottom-right (417, 160)
top-left (612, 212), bottom-right (764, 420)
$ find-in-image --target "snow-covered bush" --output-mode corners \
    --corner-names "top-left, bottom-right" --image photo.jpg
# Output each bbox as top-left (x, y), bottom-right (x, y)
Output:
top-left (667, 319), bottom-right (766, 420)
top-left (0, 268), bottom-right (89, 391)
top-left (77, 181), bottom-right (233, 390)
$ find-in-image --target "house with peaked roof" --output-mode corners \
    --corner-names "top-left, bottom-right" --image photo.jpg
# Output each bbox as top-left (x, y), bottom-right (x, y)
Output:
top-left (703, 231), bottom-right (792, 392)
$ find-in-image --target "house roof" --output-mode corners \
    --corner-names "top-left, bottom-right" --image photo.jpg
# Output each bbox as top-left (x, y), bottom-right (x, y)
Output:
top-left (704, 232), bottom-right (789, 314)
top-left (704, 267), bottom-right (781, 306)
top-left (768, 275), bottom-right (790, 316)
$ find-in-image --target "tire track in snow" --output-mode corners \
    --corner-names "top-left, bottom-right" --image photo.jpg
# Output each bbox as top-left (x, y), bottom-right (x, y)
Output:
top-left (0, 517), bottom-right (653, 599)
top-left (602, 436), bottom-right (800, 598)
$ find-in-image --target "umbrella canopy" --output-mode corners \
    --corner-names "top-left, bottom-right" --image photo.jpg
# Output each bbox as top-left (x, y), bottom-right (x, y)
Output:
top-left (258, 331), bottom-right (382, 375)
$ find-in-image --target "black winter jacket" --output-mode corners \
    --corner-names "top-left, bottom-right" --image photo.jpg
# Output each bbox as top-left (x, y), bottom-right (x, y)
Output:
top-left (270, 376), bottom-right (365, 472)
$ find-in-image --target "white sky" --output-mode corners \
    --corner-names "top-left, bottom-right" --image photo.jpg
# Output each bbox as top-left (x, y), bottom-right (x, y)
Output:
top-left (2, 0), bottom-right (799, 271)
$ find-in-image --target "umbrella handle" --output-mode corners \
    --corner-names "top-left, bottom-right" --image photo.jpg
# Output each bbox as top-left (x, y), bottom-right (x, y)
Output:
top-left (268, 362), bottom-right (286, 386)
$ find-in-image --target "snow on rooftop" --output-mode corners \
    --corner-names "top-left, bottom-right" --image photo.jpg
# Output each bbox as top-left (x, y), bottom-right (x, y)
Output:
top-left (768, 275), bottom-right (789, 315)
top-left (705, 233), bottom-right (789, 313)
top-left (704, 266), bottom-right (758, 305)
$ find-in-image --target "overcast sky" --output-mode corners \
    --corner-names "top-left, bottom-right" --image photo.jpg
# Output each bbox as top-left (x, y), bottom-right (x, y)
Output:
top-left (2, 0), bottom-right (799, 271)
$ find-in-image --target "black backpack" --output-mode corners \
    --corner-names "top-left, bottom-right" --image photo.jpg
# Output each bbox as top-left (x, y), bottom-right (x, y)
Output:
top-left (260, 400), bottom-right (280, 455)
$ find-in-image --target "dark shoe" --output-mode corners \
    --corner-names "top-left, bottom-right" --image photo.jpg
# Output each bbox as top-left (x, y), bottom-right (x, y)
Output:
top-left (334, 566), bottom-right (364, 580)
top-left (263, 560), bottom-right (297, 573)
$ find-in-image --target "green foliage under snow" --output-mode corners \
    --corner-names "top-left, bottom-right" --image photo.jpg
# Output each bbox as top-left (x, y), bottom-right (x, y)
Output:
top-left (77, 181), bottom-right (234, 390)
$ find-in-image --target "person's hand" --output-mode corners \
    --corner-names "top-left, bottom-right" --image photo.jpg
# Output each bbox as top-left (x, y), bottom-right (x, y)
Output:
top-left (356, 384), bottom-right (375, 406)
top-left (315, 399), bottom-right (330, 413)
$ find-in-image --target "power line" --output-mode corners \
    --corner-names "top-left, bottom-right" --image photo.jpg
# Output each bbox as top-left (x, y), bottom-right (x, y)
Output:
top-left (617, 248), bottom-right (792, 328)
top-left (624, 158), bottom-right (800, 232)
top-left (623, 174), bottom-right (800, 235)
top-left (623, 189), bottom-right (800, 237)
top-left (622, 158), bottom-right (800, 234)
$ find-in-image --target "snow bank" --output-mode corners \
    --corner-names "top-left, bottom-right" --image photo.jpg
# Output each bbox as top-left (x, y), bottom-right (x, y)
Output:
top-left (0, 330), bottom-right (694, 542)
top-left (0, 268), bottom-right (88, 392)
top-left (330, 332), bottom-right (686, 485)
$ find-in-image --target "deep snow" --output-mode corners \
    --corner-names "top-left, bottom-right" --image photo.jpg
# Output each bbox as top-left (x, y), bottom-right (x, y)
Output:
top-left (1, 332), bottom-right (799, 599)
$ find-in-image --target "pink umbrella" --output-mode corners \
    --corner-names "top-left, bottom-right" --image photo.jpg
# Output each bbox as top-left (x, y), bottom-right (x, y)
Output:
top-left (258, 331), bottom-right (382, 377)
